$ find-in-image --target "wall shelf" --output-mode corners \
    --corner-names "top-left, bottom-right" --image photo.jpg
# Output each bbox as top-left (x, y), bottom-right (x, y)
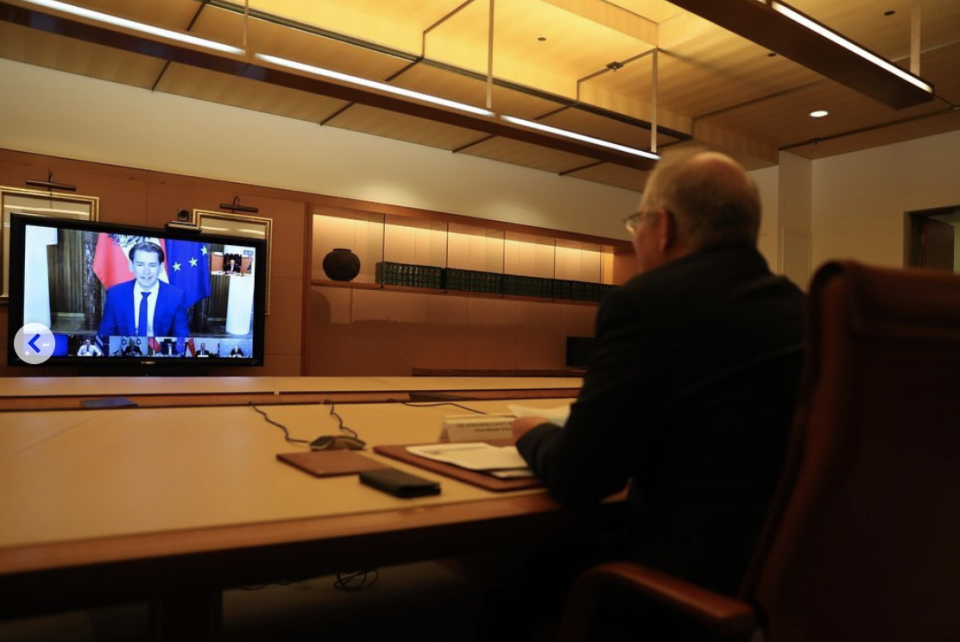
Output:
top-left (312, 207), bottom-right (633, 305)
top-left (309, 278), bottom-right (609, 306)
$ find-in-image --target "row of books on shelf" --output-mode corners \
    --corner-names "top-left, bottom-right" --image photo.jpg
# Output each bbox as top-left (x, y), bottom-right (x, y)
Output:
top-left (374, 261), bottom-right (616, 302)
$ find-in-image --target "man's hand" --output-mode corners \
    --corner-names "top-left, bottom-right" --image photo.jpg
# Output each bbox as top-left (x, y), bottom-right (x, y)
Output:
top-left (512, 415), bottom-right (548, 441)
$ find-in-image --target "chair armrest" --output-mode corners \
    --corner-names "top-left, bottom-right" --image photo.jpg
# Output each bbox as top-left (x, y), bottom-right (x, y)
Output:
top-left (558, 561), bottom-right (756, 641)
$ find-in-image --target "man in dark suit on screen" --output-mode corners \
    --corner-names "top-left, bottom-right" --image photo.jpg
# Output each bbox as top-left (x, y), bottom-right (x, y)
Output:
top-left (98, 241), bottom-right (190, 338)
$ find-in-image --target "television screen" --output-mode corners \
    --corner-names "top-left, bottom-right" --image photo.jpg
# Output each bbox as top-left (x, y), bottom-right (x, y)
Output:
top-left (6, 214), bottom-right (267, 370)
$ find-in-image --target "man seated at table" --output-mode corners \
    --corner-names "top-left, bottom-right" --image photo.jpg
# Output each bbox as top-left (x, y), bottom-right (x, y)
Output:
top-left (76, 338), bottom-right (103, 357)
top-left (505, 149), bottom-right (806, 637)
top-left (123, 338), bottom-right (143, 356)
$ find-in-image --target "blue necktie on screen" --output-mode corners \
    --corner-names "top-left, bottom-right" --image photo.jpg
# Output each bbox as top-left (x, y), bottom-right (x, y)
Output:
top-left (138, 291), bottom-right (149, 336)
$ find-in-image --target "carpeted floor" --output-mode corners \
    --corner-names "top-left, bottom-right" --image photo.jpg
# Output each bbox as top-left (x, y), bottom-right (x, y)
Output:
top-left (0, 561), bottom-right (487, 642)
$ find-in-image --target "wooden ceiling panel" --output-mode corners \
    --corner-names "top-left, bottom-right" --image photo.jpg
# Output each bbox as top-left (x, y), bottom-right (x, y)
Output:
top-left (425, 0), bottom-right (651, 98)
top-left (386, 63), bottom-right (493, 114)
top-left (390, 62), bottom-right (629, 128)
top-left (460, 137), bottom-right (600, 174)
top-left (326, 105), bottom-right (489, 151)
top-left (785, 108), bottom-right (960, 160)
top-left (921, 43), bottom-right (960, 104)
top-left (920, 0), bottom-right (960, 48)
top-left (789, 0), bottom-right (916, 58)
top-left (657, 28), bottom-right (822, 119)
top-left (1, 0), bottom-right (957, 191)
top-left (564, 162), bottom-right (651, 192)
top-left (540, 108), bottom-right (677, 151)
top-left (788, 0), bottom-right (960, 61)
top-left (47, 0), bottom-right (202, 32)
top-left (659, 139), bottom-right (778, 173)
top-left (489, 84), bottom-right (574, 121)
top-left (156, 64), bottom-right (351, 124)
top-left (606, 0), bottom-right (684, 25)
top-left (194, 7), bottom-right (415, 81)
top-left (0, 20), bottom-right (164, 88)
top-left (703, 79), bottom-right (946, 151)
top-left (249, 0), bottom-right (466, 54)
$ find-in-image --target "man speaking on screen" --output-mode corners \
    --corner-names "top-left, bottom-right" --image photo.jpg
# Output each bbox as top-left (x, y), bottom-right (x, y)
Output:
top-left (98, 241), bottom-right (190, 338)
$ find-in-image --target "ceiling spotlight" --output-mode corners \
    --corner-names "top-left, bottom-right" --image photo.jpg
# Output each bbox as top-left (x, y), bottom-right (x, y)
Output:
top-left (607, 61), bottom-right (624, 71)
top-left (810, 110), bottom-right (829, 118)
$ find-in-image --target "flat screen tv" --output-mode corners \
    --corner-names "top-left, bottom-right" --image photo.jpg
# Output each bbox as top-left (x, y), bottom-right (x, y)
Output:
top-left (6, 213), bottom-right (267, 372)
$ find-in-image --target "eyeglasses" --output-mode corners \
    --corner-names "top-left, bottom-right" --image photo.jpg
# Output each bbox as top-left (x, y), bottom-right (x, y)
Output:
top-left (623, 210), bottom-right (644, 234)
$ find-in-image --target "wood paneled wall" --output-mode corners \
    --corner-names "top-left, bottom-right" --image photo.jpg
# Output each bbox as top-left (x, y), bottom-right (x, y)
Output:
top-left (1, 148), bottom-right (627, 377)
top-left (0, 149), bottom-right (308, 377)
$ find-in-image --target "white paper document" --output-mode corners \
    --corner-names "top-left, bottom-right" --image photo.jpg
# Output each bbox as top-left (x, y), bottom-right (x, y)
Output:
top-left (407, 442), bottom-right (530, 472)
top-left (507, 403), bottom-right (571, 427)
top-left (439, 413), bottom-right (516, 442)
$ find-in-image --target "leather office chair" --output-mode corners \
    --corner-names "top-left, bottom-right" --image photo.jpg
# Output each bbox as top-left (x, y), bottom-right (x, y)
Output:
top-left (557, 260), bottom-right (960, 642)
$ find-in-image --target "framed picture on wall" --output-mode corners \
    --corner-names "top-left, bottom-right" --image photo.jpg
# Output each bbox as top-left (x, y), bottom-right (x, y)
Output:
top-left (0, 186), bottom-right (99, 300)
top-left (193, 209), bottom-right (273, 314)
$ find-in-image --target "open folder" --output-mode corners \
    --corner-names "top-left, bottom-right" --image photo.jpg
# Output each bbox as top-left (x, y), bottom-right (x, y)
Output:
top-left (406, 442), bottom-right (532, 476)
top-left (374, 443), bottom-right (541, 491)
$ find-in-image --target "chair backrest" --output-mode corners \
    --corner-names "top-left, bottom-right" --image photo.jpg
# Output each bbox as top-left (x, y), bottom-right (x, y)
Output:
top-left (741, 260), bottom-right (960, 642)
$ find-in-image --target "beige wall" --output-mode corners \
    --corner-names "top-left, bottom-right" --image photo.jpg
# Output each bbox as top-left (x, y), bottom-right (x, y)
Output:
top-left (809, 129), bottom-right (960, 272)
top-left (751, 164), bottom-right (782, 275)
top-left (0, 58), bottom-right (639, 241)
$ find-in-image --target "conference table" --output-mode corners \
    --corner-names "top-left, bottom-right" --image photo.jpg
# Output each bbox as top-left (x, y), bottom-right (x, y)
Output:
top-left (0, 377), bottom-right (627, 640)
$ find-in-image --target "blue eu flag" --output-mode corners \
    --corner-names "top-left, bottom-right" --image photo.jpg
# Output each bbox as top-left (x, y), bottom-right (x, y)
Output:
top-left (166, 240), bottom-right (212, 307)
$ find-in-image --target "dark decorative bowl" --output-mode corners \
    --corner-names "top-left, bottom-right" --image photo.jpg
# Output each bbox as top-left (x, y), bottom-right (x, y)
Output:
top-left (322, 248), bottom-right (361, 281)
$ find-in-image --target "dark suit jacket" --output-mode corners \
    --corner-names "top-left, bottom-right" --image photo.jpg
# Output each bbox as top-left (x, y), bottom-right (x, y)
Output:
top-left (516, 243), bottom-right (805, 594)
top-left (99, 280), bottom-right (190, 338)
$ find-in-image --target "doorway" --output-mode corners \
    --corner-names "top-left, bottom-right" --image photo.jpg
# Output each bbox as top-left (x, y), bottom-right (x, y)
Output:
top-left (908, 205), bottom-right (960, 272)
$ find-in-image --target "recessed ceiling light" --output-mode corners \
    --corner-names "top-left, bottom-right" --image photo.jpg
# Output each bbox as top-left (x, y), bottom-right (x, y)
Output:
top-left (538, 36), bottom-right (547, 42)
top-left (810, 110), bottom-right (829, 118)
top-left (884, 10), bottom-right (896, 16)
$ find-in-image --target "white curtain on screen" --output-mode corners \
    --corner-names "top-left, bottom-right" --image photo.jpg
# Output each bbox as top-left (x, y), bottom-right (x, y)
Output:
top-left (225, 244), bottom-right (254, 335)
top-left (23, 224), bottom-right (58, 328)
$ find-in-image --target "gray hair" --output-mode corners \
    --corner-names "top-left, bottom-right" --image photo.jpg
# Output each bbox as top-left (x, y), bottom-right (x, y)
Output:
top-left (642, 148), bottom-right (761, 249)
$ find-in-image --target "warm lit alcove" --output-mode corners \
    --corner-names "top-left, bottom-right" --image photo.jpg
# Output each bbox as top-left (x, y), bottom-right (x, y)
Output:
top-left (308, 210), bottom-right (633, 376)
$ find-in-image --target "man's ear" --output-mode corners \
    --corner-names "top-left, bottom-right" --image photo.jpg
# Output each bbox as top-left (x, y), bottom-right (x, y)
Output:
top-left (656, 209), bottom-right (675, 251)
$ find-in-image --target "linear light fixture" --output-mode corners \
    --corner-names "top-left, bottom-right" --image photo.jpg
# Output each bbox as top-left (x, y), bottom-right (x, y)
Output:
top-left (255, 53), bottom-right (496, 118)
top-left (220, 197), bottom-right (259, 214)
top-left (500, 115), bottom-right (660, 161)
top-left (26, 172), bottom-right (76, 192)
top-left (666, 0), bottom-right (934, 109)
top-left (770, 2), bottom-right (933, 95)
top-left (19, 0), bottom-right (244, 55)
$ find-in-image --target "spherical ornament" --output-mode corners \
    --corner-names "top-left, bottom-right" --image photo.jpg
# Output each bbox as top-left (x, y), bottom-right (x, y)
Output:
top-left (322, 248), bottom-right (361, 282)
